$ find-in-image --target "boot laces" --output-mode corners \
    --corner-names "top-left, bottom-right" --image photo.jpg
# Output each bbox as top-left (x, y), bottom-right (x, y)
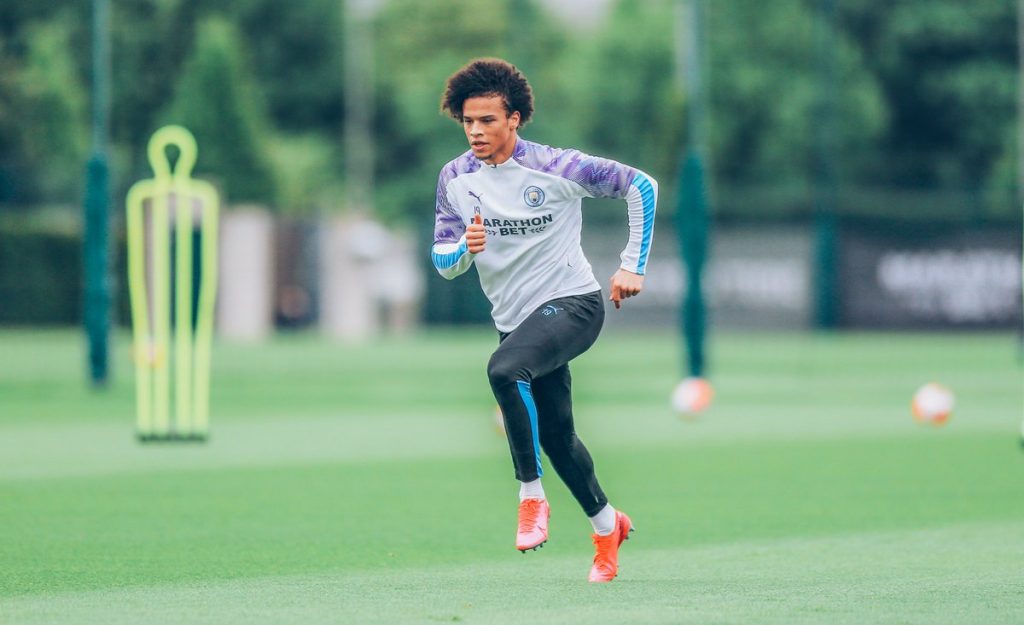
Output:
top-left (591, 531), bottom-right (617, 571)
top-left (518, 499), bottom-right (543, 532)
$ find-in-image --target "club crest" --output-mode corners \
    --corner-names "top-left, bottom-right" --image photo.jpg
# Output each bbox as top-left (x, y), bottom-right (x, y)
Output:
top-left (523, 186), bottom-right (546, 207)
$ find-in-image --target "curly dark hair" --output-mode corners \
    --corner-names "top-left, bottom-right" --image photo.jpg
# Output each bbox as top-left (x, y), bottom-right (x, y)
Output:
top-left (441, 58), bottom-right (534, 128)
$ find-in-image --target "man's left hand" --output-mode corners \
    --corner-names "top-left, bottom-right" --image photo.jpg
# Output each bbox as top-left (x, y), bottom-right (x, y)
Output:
top-left (609, 269), bottom-right (644, 310)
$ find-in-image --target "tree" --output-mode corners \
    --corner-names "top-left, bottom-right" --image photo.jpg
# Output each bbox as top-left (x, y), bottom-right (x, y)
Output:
top-left (1, 16), bottom-right (89, 204)
top-left (228, 0), bottom-right (346, 132)
top-left (163, 17), bottom-right (276, 206)
top-left (0, 39), bottom-right (31, 203)
top-left (839, 0), bottom-right (1017, 216)
top-left (707, 1), bottom-right (886, 203)
top-left (557, 0), bottom-right (685, 206)
top-left (22, 18), bottom-right (89, 202)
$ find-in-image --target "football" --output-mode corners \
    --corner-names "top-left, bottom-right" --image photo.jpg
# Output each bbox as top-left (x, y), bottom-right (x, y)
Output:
top-left (911, 382), bottom-right (954, 425)
top-left (671, 377), bottom-right (714, 418)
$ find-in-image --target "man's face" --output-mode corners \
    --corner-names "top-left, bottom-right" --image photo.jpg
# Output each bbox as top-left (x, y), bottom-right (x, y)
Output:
top-left (462, 95), bottom-right (520, 165)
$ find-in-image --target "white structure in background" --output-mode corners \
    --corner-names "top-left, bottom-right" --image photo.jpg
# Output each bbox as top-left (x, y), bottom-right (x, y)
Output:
top-left (321, 0), bottom-right (383, 342)
top-left (320, 215), bottom-right (380, 340)
top-left (319, 215), bottom-right (423, 340)
top-left (541, 0), bottom-right (612, 29)
top-left (373, 227), bottom-right (425, 334)
top-left (217, 206), bottom-right (275, 341)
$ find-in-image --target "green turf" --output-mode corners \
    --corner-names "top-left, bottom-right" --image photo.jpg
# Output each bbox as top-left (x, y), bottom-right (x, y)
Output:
top-left (0, 329), bottom-right (1022, 624)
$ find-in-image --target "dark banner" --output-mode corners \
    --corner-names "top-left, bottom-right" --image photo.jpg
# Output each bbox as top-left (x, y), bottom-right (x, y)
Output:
top-left (840, 225), bottom-right (1022, 329)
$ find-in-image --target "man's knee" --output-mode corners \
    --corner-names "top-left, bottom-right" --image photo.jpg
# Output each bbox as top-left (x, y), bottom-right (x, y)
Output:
top-left (487, 352), bottom-right (527, 389)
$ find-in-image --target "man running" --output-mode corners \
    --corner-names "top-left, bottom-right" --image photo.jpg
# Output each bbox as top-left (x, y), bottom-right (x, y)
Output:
top-left (431, 58), bottom-right (657, 583)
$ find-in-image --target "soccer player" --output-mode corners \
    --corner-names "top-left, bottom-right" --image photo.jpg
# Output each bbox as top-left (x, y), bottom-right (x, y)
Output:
top-left (431, 58), bottom-right (657, 583)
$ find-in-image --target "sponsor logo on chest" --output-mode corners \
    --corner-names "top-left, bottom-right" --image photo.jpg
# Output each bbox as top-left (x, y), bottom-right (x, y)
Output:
top-left (481, 214), bottom-right (553, 236)
top-left (466, 185), bottom-right (554, 237)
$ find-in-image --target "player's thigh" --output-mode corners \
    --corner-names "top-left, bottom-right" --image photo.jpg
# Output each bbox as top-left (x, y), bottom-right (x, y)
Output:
top-left (493, 292), bottom-right (604, 379)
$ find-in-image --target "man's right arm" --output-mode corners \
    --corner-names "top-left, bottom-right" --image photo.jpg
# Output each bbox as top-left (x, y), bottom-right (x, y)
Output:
top-left (431, 172), bottom-right (476, 280)
top-left (431, 237), bottom-right (473, 280)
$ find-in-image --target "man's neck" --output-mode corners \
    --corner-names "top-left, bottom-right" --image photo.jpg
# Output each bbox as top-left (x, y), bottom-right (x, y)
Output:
top-left (484, 134), bottom-right (519, 166)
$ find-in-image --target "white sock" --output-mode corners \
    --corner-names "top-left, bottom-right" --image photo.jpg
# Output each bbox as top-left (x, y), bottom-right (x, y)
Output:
top-left (519, 479), bottom-right (545, 501)
top-left (589, 504), bottom-right (616, 536)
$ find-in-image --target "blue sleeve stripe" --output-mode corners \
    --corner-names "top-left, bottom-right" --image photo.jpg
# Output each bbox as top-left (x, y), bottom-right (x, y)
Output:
top-left (516, 380), bottom-right (544, 478)
top-left (631, 172), bottom-right (656, 274)
top-left (431, 240), bottom-right (468, 270)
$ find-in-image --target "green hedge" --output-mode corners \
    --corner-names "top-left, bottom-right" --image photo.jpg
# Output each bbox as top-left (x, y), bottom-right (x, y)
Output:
top-left (0, 226), bottom-right (81, 324)
top-left (0, 225), bottom-right (129, 326)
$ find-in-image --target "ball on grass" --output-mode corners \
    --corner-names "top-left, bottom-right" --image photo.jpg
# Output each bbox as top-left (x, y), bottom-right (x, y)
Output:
top-left (911, 382), bottom-right (954, 426)
top-left (494, 405), bottom-right (506, 436)
top-left (671, 377), bottom-right (714, 418)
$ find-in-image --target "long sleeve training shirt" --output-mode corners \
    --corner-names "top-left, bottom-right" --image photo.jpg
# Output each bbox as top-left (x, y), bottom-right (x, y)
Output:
top-left (431, 137), bottom-right (657, 333)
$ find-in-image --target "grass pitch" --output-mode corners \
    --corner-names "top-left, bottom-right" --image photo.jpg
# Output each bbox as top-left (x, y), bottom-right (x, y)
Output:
top-left (0, 328), bottom-right (1022, 624)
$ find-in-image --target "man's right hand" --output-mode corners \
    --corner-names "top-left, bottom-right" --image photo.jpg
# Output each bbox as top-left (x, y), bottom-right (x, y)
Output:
top-left (466, 213), bottom-right (486, 253)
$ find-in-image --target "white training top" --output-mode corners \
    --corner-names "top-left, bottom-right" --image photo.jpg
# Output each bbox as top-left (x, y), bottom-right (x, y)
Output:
top-left (431, 137), bottom-right (657, 333)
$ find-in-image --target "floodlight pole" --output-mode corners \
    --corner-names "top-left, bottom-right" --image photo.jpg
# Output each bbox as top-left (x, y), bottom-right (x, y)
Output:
top-left (83, 0), bottom-right (112, 386)
top-left (343, 0), bottom-right (375, 213)
top-left (676, 0), bottom-right (709, 378)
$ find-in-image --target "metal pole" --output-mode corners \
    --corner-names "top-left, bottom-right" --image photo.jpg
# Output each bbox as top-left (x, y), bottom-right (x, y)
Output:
top-left (813, 0), bottom-right (839, 329)
top-left (343, 0), bottom-right (375, 213)
top-left (1017, 0), bottom-right (1024, 361)
top-left (677, 0), bottom-right (710, 378)
top-left (83, 0), bottom-right (112, 386)
top-left (681, 0), bottom-right (707, 156)
top-left (1016, 0), bottom-right (1024, 445)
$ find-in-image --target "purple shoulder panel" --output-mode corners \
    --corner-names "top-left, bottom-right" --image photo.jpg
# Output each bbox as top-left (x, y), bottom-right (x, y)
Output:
top-left (514, 139), bottom-right (636, 199)
top-left (434, 151), bottom-right (481, 244)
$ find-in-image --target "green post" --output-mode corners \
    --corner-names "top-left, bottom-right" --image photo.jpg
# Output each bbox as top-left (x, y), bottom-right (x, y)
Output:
top-left (1018, 0), bottom-right (1024, 364)
top-left (677, 0), bottom-right (709, 378)
top-left (813, 0), bottom-right (839, 329)
top-left (679, 153), bottom-right (708, 377)
top-left (84, 0), bottom-right (111, 386)
top-left (1018, 0), bottom-right (1024, 443)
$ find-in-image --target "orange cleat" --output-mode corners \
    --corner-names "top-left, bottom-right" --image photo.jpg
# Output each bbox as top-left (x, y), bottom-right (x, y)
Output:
top-left (588, 510), bottom-right (634, 582)
top-left (516, 498), bottom-right (549, 552)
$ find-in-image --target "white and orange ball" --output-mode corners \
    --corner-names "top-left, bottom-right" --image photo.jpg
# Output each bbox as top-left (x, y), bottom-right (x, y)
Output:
top-left (671, 377), bottom-right (714, 418)
top-left (911, 382), bottom-right (954, 426)
top-left (494, 405), bottom-right (506, 436)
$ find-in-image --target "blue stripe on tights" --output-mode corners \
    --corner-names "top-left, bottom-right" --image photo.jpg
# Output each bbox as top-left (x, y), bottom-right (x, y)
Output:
top-left (516, 380), bottom-right (543, 478)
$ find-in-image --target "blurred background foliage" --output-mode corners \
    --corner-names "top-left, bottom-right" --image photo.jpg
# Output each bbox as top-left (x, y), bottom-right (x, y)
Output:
top-left (0, 0), bottom-right (1018, 223)
top-left (162, 17), bottom-right (278, 205)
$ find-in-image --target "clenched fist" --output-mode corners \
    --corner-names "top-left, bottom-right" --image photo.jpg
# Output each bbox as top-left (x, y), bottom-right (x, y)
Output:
top-left (467, 213), bottom-right (486, 254)
top-left (609, 268), bottom-right (644, 309)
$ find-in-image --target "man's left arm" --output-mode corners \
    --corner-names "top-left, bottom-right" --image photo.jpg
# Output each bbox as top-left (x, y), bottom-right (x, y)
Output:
top-left (549, 149), bottom-right (658, 308)
top-left (610, 169), bottom-right (657, 309)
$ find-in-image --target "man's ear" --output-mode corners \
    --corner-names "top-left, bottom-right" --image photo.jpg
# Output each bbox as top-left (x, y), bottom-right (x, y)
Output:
top-left (509, 110), bottom-right (521, 130)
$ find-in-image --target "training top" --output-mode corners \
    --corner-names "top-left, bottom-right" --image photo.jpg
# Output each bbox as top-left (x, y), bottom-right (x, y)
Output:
top-left (431, 137), bottom-right (657, 333)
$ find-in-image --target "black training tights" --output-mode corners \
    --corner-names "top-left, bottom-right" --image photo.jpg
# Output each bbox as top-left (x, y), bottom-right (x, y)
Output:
top-left (487, 290), bottom-right (607, 517)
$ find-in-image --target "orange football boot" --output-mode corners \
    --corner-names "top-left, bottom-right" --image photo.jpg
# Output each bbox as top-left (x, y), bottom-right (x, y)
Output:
top-left (516, 498), bottom-right (549, 552)
top-left (588, 510), bottom-right (634, 582)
